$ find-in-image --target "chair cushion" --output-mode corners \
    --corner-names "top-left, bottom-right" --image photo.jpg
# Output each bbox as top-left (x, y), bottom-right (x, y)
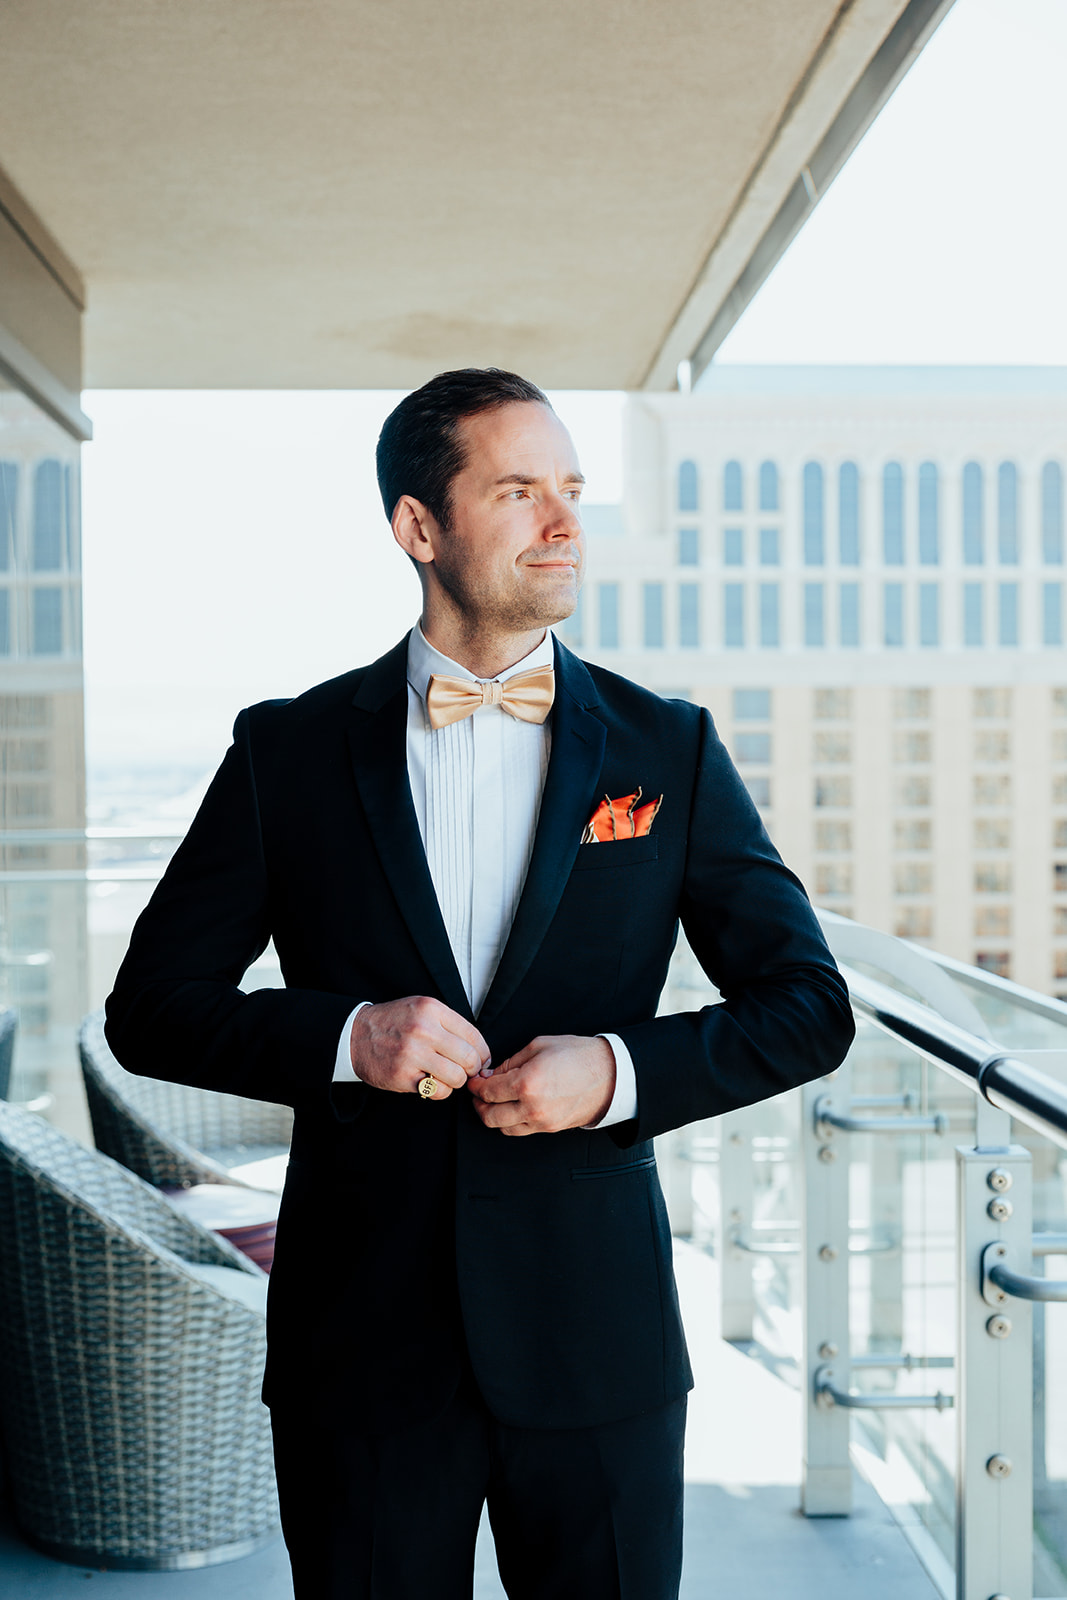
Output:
top-left (182, 1261), bottom-right (269, 1314)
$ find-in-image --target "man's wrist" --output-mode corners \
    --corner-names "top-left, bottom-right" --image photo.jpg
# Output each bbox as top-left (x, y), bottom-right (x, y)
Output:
top-left (583, 1034), bottom-right (638, 1129)
top-left (332, 1002), bottom-right (372, 1084)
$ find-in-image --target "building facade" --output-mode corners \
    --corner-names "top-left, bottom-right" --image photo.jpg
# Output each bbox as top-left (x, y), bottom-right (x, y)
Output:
top-left (568, 368), bottom-right (1067, 997)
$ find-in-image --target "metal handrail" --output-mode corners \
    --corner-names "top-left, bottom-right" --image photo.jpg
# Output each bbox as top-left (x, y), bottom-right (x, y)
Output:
top-left (813, 1092), bottom-right (947, 1137)
top-left (814, 1364), bottom-right (954, 1412)
top-left (982, 1243), bottom-right (1067, 1305)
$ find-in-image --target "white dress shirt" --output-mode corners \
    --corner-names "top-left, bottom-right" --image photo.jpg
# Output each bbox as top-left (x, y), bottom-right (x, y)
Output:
top-left (331, 625), bottom-right (638, 1127)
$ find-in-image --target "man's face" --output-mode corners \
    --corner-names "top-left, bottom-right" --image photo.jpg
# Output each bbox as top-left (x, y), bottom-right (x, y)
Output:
top-left (428, 402), bottom-right (585, 634)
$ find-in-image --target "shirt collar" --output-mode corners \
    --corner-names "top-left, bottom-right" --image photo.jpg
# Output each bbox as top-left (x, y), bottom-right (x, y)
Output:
top-left (406, 623), bottom-right (555, 705)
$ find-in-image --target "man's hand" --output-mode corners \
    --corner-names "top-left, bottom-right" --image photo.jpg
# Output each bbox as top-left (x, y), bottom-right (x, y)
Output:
top-left (350, 997), bottom-right (491, 1099)
top-left (467, 1035), bottom-right (615, 1135)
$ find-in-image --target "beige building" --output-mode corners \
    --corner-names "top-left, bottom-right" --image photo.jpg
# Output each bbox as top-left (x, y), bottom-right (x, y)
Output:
top-left (571, 368), bottom-right (1067, 997)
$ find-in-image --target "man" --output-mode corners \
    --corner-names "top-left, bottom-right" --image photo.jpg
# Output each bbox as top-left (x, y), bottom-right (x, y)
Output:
top-left (106, 368), bottom-right (854, 1599)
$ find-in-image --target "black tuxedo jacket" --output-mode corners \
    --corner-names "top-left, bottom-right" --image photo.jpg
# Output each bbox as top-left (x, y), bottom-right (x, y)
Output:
top-left (106, 635), bottom-right (854, 1433)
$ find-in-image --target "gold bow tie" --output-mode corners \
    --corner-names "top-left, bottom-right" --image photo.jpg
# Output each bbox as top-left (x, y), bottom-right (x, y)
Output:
top-left (425, 665), bottom-right (555, 731)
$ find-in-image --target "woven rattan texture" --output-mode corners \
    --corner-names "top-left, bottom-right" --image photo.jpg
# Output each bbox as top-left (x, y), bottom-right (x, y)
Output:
top-left (0, 1102), bottom-right (278, 1563)
top-left (80, 1012), bottom-right (292, 1190)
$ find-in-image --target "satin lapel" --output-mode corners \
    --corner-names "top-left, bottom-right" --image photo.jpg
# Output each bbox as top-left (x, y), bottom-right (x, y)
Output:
top-left (347, 638), bottom-right (471, 1020)
top-left (477, 643), bottom-right (607, 1028)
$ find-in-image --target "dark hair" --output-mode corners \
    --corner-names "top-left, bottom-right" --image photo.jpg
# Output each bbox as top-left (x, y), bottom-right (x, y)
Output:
top-left (376, 368), bottom-right (550, 527)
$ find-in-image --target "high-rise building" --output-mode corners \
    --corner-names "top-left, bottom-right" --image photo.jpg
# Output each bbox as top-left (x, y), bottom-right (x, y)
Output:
top-left (569, 368), bottom-right (1067, 997)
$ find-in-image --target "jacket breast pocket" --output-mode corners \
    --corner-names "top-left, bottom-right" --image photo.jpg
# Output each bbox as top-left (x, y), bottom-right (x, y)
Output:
top-left (570, 837), bottom-right (659, 872)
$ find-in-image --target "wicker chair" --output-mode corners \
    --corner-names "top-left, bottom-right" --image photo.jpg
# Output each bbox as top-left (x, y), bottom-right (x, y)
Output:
top-left (0, 1100), bottom-right (279, 1569)
top-left (0, 1006), bottom-right (16, 1099)
top-left (79, 1010), bottom-right (292, 1191)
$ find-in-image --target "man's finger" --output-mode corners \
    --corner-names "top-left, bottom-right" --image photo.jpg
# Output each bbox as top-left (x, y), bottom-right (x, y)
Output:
top-left (476, 1098), bottom-right (530, 1129)
top-left (436, 1009), bottom-right (492, 1075)
top-left (468, 1065), bottom-right (528, 1103)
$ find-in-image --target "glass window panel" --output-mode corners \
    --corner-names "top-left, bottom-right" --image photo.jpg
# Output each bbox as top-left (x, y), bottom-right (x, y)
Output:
top-left (963, 461), bottom-right (984, 564)
top-left (679, 583), bottom-right (700, 648)
top-left (733, 688), bottom-right (770, 720)
top-left (735, 732), bottom-right (771, 763)
top-left (722, 460), bottom-right (742, 512)
top-left (723, 527), bottom-right (743, 566)
top-left (815, 776), bottom-right (852, 806)
top-left (974, 687), bottom-right (1011, 718)
top-left (883, 462), bottom-right (904, 565)
top-left (804, 582), bottom-right (824, 647)
top-left (1043, 462), bottom-right (1064, 564)
top-left (814, 689), bottom-right (851, 719)
top-left (598, 583), bottom-right (619, 648)
top-left (556, 590), bottom-right (582, 647)
top-left (678, 460), bottom-right (699, 512)
top-left (0, 590), bottom-right (9, 654)
top-left (839, 582), bottom-right (860, 647)
top-left (32, 588), bottom-right (62, 655)
top-left (0, 461), bottom-right (16, 571)
top-left (1044, 582), bottom-right (1063, 647)
top-left (998, 462), bottom-right (1019, 563)
top-left (759, 527), bottom-right (779, 565)
top-left (883, 582), bottom-right (904, 647)
top-left (677, 527), bottom-right (699, 567)
top-left (758, 460), bottom-right (778, 512)
top-left (803, 462), bottom-right (824, 564)
top-left (998, 582), bottom-right (1018, 647)
top-left (643, 583), bottom-right (664, 648)
top-left (744, 775), bottom-right (771, 807)
top-left (919, 582), bottom-right (939, 646)
top-left (838, 462), bottom-right (860, 565)
top-left (894, 688), bottom-right (931, 718)
top-left (963, 583), bottom-right (984, 646)
top-left (918, 461), bottom-right (939, 564)
top-left (814, 731), bottom-right (851, 763)
top-left (759, 583), bottom-right (779, 647)
top-left (32, 459), bottom-right (63, 571)
top-left (724, 584), bottom-right (744, 648)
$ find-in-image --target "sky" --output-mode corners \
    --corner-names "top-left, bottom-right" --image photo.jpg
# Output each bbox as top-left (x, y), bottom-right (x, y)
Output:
top-left (80, 0), bottom-right (1067, 771)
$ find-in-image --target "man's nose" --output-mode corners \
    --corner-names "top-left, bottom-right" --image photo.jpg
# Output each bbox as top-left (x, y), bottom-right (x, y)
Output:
top-left (543, 495), bottom-right (582, 538)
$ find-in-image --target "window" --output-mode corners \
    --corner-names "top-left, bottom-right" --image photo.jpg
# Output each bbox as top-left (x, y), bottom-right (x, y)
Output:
top-left (897, 776), bottom-right (931, 806)
top-left (722, 460), bottom-right (742, 512)
top-left (803, 463), bottom-right (824, 564)
top-left (1044, 583), bottom-right (1063, 646)
top-left (963, 462), bottom-right (984, 564)
top-left (678, 528), bottom-right (699, 567)
top-left (32, 461), bottom-right (63, 571)
top-left (883, 583), bottom-right (904, 647)
top-left (976, 818), bottom-right (1011, 850)
top-left (759, 584), bottom-right (780, 647)
top-left (918, 462), bottom-right (939, 564)
top-left (976, 951), bottom-right (1012, 978)
top-left (975, 775), bottom-right (1011, 805)
top-left (894, 731), bottom-right (931, 763)
top-left (883, 462), bottom-right (904, 564)
top-left (735, 732), bottom-right (771, 764)
top-left (976, 730), bottom-right (1010, 762)
top-left (759, 461), bottom-right (779, 512)
top-left (759, 528), bottom-right (779, 565)
top-left (31, 589), bottom-right (62, 654)
top-left (895, 820), bottom-right (931, 850)
top-left (1043, 462), bottom-right (1064, 563)
top-left (0, 461), bottom-right (16, 571)
top-left (1056, 864), bottom-right (1067, 894)
top-left (734, 688), bottom-right (771, 720)
top-left (814, 689), bottom-right (851, 720)
top-left (598, 584), bottom-right (619, 648)
top-left (724, 584), bottom-right (744, 648)
top-left (998, 583), bottom-right (1018, 646)
top-left (745, 776), bottom-right (771, 808)
top-left (839, 462), bottom-right (860, 565)
top-left (1056, 908), bottom-right (1067, 935)
top-left (976, 906), bottom-right (1012, 938)
top-left (678, 460), bottom-right (699, 512)
top-left (679, 583), bottom-right (700, 648)
top-left (643, 583), bottom-right (664, 648)
top-left (976, 863), bottom-right (1012, 893)
top-left (556, 591), bottom-right (583, 647)
top-left (896, 907), bottom-right (933, 939)
top-left (1055, 776), bottom-right (1067, 804)
top-left (815, 776), bottom-right (851, 807)
top-left (816, 821), bottom-right (852, 852)
top-left (816, 864), bottom-right (852, 895)
top-left (998, 463), bottom-right (1019, 563)
top-left (723, 527), bottom-right (744, 566)
top-left (974, 688), bottom-right (1011, 718)
top-left (0, 592), bottom-right (8, 655)
top-left (814, 732), bottom-right (851, 763)
top-left (963, 584), bottom-right (983, 646)
top-left (919, 583), bottom-right (939, 646)
top-left (839, 583), bottom-right (860, 647)
top-left (894, 689), bottom-right (931, 719)
top-left (1055, 820), bottom-right (1067, 850)
top-left (804, 583), bottom-right (824, 647)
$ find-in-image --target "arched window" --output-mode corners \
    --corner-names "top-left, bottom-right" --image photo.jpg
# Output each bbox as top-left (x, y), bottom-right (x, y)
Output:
top-left (997, 462), bottom-right (1019, 563)
top-left (677, 460), bottom-right (698, 513)
top-left (722, 460), bottom-right (743, 512)
top-left (918, 462), bottom-right (939, 564)
top-left (33, 460), bottom-right (63, 571)
top-left (1043, 462), bottom-right (1063, 564)
top-left (803, 463), bottom-right (824, 565)
top-left (758, 461), bottom-right (778, 512)
top-left (0, 461), bottom-right (16, 572)
top-left (838, 462), bottom-right (860, 565)
top-left (882, 463), bottom-right (904, 565)
top-left (963, 462), bottom-right (984, 564)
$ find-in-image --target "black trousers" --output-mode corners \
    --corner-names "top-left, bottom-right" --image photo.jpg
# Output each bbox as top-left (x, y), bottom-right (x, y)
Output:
top-left (271, 1374), bottom-right (685, 1600)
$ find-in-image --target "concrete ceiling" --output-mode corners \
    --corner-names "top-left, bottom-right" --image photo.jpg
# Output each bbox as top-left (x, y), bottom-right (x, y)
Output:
top-left (0, 0), bottom-right (951, 392)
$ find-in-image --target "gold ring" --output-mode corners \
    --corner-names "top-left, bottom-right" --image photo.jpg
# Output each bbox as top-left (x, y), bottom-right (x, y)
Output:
top-left (417, 1073), bottom-right (439, 1100)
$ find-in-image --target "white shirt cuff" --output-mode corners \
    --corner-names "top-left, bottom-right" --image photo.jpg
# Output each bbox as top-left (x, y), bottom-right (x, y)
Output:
top-left (584, 1033), bottom-right (638, 1128)
top-left (332, 1002), bottom-right (373, 1084)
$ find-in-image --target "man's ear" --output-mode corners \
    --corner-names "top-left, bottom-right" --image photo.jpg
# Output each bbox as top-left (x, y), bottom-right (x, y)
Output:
top-left (392, 496), bottom-right (438, 567)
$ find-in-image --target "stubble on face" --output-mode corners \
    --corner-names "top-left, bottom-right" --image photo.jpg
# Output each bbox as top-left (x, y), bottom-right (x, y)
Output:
top-left (430, 534), bottom-right (580, 639)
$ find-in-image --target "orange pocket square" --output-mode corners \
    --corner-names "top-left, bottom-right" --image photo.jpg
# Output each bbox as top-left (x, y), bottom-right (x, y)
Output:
top-left (581, 787), bottom-right (662, 844)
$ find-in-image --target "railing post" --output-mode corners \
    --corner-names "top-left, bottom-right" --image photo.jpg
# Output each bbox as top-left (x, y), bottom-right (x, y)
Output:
top-left (801, 1064), bottom-right (853, 1515)
top-left (717, 1107), bottom-right (755, 1342)
top-left (956, 1133), bottom-right (1033, 1600)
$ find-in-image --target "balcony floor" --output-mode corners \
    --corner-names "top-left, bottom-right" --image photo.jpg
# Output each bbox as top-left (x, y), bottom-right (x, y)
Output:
top-left (0, 1243), bottom-right (941, 1599)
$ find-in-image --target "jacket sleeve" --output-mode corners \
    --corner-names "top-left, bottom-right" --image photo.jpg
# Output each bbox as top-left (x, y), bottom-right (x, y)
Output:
top-left (613, 707), bottom-right (855, 1144)
top-left (104, 708), bottom-right (358, 1107)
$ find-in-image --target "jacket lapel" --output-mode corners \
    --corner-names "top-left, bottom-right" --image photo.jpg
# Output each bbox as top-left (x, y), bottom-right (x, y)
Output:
top-left (478, 641), bottom-right (607, 1028)
top-left (346, 636), bottom-right (471, 1019)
